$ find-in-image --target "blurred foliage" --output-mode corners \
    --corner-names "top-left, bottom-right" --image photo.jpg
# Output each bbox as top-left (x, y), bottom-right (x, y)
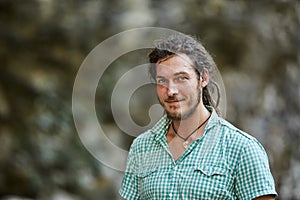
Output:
top-left (0, 0), bottom-right (299, 199)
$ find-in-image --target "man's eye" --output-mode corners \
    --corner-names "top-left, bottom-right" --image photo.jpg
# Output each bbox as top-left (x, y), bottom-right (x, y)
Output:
top-left (176, 76), bottom-right (187, 81)
top-left (157, 79), bottom-right (167, 84)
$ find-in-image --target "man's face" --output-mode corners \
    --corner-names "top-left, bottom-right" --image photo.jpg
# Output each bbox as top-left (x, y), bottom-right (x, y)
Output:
top-left (156, 53), bottom-right (202, 120)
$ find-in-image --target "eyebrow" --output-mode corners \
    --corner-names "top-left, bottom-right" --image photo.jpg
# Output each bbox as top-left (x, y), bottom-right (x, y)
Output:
top-left (156, 72), bottom-right (191, 79)
top-left (174, 72), bottom-right (190, 76)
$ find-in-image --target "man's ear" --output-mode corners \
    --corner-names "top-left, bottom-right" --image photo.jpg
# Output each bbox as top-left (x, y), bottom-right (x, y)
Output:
top-left (200, 69), bottom-right (209, 88)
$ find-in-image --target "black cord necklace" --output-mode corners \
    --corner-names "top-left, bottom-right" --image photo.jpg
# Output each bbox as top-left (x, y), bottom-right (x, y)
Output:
top-left (171, 114), bottom-right (211, 149)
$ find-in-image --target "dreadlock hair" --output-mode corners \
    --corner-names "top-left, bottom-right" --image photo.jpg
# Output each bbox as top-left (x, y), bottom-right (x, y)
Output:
top-left (148, 34), bottom-right (221, 116)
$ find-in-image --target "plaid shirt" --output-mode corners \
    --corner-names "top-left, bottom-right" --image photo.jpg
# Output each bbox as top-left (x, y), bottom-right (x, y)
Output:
top-left (119, 107), bottom-right (277, 199)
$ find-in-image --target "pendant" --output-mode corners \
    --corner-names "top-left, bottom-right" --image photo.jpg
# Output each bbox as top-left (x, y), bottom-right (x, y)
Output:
top-left (183, 141), bottom-right (189, 149)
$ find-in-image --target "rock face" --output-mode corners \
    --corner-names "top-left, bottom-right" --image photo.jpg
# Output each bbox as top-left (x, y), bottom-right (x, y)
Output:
top-left (0, 0), bottom-right (299, 199)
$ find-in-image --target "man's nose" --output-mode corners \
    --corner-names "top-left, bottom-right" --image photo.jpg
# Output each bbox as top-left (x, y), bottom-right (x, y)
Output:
top-left (167, 82), bottom-right (179, 96)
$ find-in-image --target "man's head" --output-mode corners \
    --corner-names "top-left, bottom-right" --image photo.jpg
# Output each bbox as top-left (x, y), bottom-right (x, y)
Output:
top-left (148, 34), bottom-right (220, 118)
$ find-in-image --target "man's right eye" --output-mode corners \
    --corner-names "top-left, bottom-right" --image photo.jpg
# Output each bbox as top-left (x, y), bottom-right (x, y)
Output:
top-left (157, 79), bottom-right (167, 84)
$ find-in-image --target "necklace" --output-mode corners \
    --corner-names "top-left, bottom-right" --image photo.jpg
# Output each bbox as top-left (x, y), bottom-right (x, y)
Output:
top-left (171, 114), bottom-right (211, 149)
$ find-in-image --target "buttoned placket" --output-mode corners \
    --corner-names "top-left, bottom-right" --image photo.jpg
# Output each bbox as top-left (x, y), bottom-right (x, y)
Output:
top-left (157, 132), bottom-right (204, 199)
top-left (151, 112), bottom-right (218, 199)
top-left (168, 164), bottom-right (178, 199)
top-left (153, 126), bottom-right (180, 199)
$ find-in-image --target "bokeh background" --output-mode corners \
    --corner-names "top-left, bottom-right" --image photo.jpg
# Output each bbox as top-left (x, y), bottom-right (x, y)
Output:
top-left (1, 0), bottom-right (300, 199)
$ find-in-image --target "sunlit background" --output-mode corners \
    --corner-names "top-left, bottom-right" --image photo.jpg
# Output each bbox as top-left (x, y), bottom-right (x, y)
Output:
top-left (1, 0), bottom-right (299, 199)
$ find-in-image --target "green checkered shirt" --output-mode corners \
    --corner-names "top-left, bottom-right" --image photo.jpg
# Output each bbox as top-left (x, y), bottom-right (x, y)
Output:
top-left (119, 107), bottom-right (277, 199)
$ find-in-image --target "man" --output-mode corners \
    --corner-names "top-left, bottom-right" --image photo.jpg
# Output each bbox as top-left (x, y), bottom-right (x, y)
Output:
top-left (119, 34), bottom-right (277, 199)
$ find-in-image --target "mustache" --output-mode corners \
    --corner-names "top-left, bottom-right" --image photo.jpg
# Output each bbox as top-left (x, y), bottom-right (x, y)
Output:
top-left (165, 96), bottom-right (184, 102)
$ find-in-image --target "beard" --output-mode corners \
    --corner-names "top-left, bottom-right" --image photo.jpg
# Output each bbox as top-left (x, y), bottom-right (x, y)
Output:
top-left (159, 89), bottom-right (201, 121)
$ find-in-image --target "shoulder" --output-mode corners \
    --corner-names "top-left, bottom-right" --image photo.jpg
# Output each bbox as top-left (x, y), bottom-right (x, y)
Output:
top-left (129, 130), bottom-right (155, 152)
top-left (129, 115), bottom-right (169, 151)
top-left (215, 118), bottom-right (268, 161)
top-left (219, 118), bottom-right (263, 147)
top-left (206, 107), bottom-right (261, 149)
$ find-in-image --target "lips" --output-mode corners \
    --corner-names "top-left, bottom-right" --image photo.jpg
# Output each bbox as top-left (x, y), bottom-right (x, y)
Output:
top-left (165, 98), bottom-right (185, 104)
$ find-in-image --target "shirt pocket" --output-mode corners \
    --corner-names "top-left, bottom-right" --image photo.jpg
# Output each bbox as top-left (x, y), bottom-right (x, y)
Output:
top-left (183, 165), bottom-right (229, 199)
top-left (137, 167), bottom-right (160, 198)
top-left (137, 166), bottom-right (158, 178)
top-left (193, 165), bottom-right (227, 188)
top-left (194, 165), bottom-right (227, 177)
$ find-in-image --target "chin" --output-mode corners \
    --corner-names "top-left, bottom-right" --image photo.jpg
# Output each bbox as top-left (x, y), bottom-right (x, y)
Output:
top-left (166, 111), bottom-right (186, 120)
top-left (167, 107), bottom-right (198, 120)
top-left (167, 114), bottom-right (181, 121)
top-left (165, 109), bottom-right (180, 120)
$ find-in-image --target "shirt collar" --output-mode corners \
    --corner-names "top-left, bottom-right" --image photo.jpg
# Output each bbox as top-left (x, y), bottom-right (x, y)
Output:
top-left (204, 106), bottom-right (220, 132)
top-left (151, 115), bottom-right (171, 142)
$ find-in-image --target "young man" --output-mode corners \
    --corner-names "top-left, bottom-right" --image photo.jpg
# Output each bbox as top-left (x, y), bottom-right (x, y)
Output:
top-left (119, 34), bottom-right (277, 199)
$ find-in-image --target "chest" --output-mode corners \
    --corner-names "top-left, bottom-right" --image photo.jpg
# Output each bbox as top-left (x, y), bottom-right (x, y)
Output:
top-left (137, 161), bottom-right (235, 199)
top-left (166, 128), bottom-right (203, 162)
top-left (136, 142), bottom-right (236, 199)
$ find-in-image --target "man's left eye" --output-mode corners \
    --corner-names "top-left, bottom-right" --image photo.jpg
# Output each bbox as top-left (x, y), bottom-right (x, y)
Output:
top-left (177, 76), bottom-right (187, 81)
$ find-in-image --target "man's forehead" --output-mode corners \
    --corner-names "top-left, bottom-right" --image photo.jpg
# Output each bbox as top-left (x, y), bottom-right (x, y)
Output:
top-left (157, 53), bottom-right (194, 66)
top-left (156, 62), bottom-right (196, 77)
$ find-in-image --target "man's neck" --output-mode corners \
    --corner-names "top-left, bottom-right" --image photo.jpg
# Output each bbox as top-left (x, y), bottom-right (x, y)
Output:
top-left (172, 104), bottom-right (211, 138)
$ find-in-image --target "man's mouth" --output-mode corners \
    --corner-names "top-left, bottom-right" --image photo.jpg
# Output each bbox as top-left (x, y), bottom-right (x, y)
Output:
top-left (165, 98), bottom-right (184, 104)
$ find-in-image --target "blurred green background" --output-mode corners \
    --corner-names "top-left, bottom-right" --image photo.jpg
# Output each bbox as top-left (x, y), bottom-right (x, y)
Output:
top-left (0, 0), bottom-right (299, 199)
